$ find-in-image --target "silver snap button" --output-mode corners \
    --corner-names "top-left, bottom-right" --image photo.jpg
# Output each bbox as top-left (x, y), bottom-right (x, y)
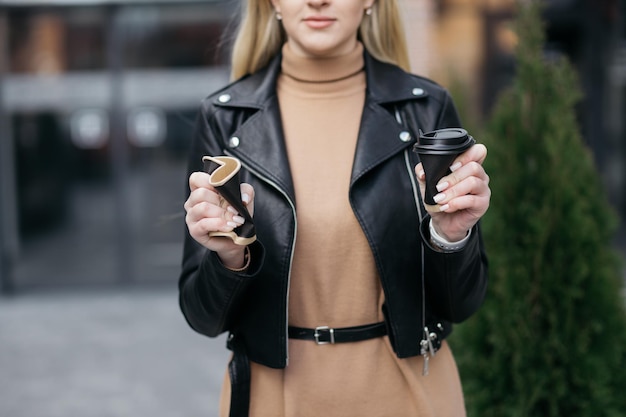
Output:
top-left (399, 131), bottom-right (412, 142)
top-left (218, 94), bottom-right (231, 103)
top-left (229, 136), bottom-right (240, 148)
top-left (412, 88), bottom-right (424, 96)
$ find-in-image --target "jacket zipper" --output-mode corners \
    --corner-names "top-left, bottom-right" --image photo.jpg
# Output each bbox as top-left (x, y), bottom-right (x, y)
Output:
top-left (404, 149), bottom-right (424, 223)
top-left (227, 152), bottom-right (297, 366)
top-left (401, 122), bottom-right (431, 374)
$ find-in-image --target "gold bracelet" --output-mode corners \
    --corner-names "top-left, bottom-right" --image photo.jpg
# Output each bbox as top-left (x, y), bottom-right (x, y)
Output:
top-left (225, 246), bottom-right (251, 272)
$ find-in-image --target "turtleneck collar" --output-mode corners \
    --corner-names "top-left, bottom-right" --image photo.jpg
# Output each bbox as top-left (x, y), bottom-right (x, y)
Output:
top-left (280, 42), bottom-right (365, 84)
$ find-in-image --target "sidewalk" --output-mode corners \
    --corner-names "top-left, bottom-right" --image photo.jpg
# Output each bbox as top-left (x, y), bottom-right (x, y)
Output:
top-left (0, 286), bottom-right (230, 417)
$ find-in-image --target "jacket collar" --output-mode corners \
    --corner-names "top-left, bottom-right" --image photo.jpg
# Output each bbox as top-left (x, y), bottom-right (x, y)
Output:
top-left (215, 49), bottom-right (429, 202)
top-left (363, 51), bottom-right (430, 104)
top-left (217, 49), bottom-right (429, 109)
top-left (217, 55), bottom-right (282, 110)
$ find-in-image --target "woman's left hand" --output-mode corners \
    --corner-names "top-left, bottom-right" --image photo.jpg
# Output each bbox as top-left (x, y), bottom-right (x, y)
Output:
top-left (415, 143), bottom-right (490, 242)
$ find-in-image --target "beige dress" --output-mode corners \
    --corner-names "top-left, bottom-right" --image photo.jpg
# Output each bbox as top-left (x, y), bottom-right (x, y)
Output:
top-left (219, 43), bottom-right (466, 417)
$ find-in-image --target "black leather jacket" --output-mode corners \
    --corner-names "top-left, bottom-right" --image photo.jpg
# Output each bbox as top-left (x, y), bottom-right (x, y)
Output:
top-left (179, 50), bottom-right (488, 369)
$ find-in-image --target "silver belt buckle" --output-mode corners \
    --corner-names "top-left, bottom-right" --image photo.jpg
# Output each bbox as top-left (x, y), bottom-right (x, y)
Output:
top-left (314, 326), bottom-right (335, 345)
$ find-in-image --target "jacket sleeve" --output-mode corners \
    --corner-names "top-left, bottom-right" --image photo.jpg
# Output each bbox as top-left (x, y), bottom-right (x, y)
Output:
top-left (178, 102), bottom-right (265, 338)
top-left (420, 91), bottom-right (489, 323)
top-left (420, 216), bottom-right (488, 322)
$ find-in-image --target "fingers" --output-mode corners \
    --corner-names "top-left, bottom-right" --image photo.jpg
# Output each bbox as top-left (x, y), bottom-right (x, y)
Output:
top-left (184, 183), bottom-right (219, 212)
top-left (435, 187), bottom-right (491, 217)
top-left (415, 163), bottom-right (426, 185)
top-left (433, 163), bottom-right (490, 212)
top-left (185, 173), bottom-right (256, 249)
top-left (240, 183), bottom-right (255, 217)
top-left (188, 171), bottom-right (213, 192)
top-left (185, 195), bottom-right (243, 237)
top-left (415, 143), bottom-right (491, 215)
top-left (455, 143), bottom-right (487, 166)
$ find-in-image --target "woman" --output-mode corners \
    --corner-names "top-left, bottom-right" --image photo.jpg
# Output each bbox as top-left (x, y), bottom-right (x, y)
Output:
top-left (180, 0), bottom-right (490, 416)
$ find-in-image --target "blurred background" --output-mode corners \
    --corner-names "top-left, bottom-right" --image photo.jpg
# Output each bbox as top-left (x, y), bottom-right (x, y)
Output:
top-left (0, 0), bottom-right (624, 416)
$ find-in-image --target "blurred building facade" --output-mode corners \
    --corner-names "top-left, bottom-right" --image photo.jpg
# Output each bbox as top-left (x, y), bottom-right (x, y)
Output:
top-left (0, 0), bottom-right (624, 293)
top-left (0, 0), bottom-right (237, 292)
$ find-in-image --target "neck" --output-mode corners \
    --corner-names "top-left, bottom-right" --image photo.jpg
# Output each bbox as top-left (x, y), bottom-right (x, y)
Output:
top-left (281, 42), bottom-right (365, 84)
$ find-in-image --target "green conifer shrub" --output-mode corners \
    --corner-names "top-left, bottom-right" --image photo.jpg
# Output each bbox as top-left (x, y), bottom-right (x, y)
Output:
top-left (451, 2), bottom-right (626, 416)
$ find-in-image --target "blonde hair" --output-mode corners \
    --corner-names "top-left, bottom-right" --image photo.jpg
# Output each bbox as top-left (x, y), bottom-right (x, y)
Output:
top-left (229, 0), bottom-right (411, 80)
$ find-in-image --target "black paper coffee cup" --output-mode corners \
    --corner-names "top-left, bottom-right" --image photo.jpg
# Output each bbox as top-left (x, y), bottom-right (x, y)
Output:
top-left (413, 128), bottom-right (475, 205)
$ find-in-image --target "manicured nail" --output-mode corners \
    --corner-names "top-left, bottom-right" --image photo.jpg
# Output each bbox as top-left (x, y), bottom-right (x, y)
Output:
top-left (242, 193), bottom-right (250, 204)
top-left (233, 215), bottom-right (245, 225)
top-left (227, 221), bottom-right (238, 229)
top-left (227, 206), bottom-right (238, 215)
top-left (439, 204), bottom-right (450, 212)
top-left (433, 193), bottom-right (446, 203)
top-left (450, 162), bottom-right (462, 172)
top-left (436, 182), bottom-right (449, 192)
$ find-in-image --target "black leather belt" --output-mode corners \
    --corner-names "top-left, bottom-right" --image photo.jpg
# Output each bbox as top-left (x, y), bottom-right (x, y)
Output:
top-left (288, 322), bottom-right (387, 345)
top-left (226, 335), bottom-right (250, 417)
top-left (227, 322), bottom-right (387, 417)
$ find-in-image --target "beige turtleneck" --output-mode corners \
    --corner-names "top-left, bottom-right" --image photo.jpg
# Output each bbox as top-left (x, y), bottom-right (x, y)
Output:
top-left (219, 42), bottom-right (466, 417)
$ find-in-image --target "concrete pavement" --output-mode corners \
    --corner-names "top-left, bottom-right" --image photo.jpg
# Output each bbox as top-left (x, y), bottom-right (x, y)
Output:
top-left (0, 286), bottom-right (230, 417)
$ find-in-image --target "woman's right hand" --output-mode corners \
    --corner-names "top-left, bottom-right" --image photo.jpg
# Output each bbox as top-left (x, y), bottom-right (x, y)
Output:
top-left (184, 172), bottom-right (255, 269)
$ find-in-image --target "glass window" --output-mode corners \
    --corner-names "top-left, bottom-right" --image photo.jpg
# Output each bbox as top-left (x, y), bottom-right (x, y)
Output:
top-left (2, 1), bottom-right (237, 289)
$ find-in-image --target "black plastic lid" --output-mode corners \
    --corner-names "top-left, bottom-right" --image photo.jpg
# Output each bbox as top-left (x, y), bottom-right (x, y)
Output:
top-left (413, 128), bottom-right (475, 155)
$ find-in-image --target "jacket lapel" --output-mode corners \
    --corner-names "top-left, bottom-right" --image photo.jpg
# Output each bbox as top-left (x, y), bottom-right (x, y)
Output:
top-left (215, 56), bottom-right (296, 203)
top-left (230, 96), bottom-right (296, 203)
top-left (350, 52), bottom-right (428, 185)
top-left (215, 50), bottom-right (432, 200)
top-left (351, 102), bottom-right (413, 185)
